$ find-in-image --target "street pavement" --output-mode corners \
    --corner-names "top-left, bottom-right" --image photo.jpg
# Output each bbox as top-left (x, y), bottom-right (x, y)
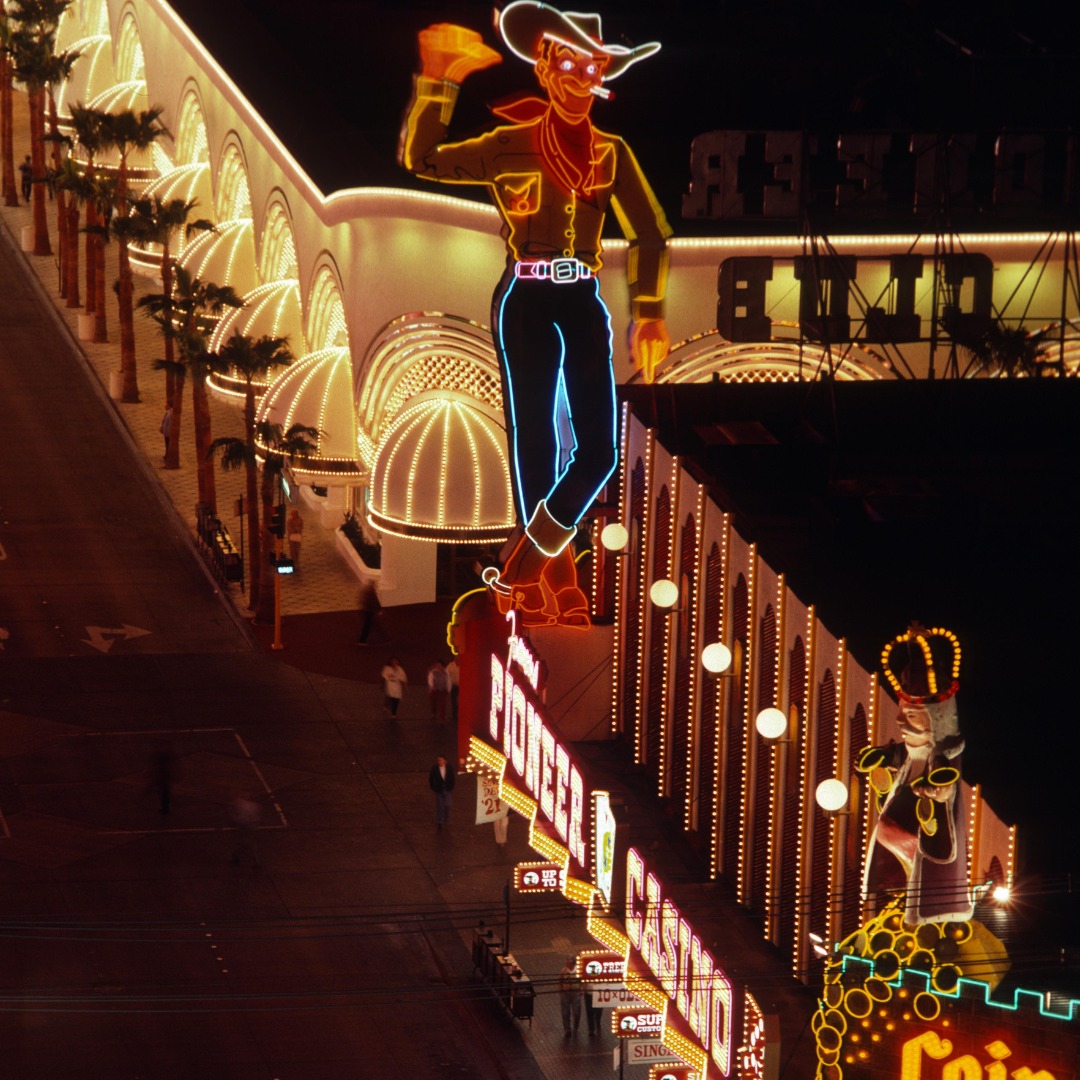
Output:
top-left (0, 108), bottom-right (619, 1080)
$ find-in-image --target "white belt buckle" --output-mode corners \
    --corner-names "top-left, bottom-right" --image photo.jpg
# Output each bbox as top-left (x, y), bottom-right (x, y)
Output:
top-left (551, 257), bottom-right (579, 283)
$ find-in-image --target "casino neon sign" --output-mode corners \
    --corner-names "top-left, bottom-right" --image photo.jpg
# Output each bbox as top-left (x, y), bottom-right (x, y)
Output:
top-left (475, 614), bottom-right (769, 1079)
top-left (626, 846), bottom-right (735, 1076)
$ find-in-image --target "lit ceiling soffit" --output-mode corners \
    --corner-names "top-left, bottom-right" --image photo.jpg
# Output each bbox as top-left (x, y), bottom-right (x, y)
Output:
top-left (650, 330), bottom-right (895, 384)
top-left (128, 164), bottom-right (215, 275)
top-left (177, 219), bottom-right (260, 299)
top-left (207, 280), bottom-right (305, 401)
top-left (355, 312), bottom-right (501, 432)
top-left (56, 36), bottom-right (117, 121)
top-left (368, 391), bottom-right (514, 543)
top-left (255, 347), bottom-right (360, 478)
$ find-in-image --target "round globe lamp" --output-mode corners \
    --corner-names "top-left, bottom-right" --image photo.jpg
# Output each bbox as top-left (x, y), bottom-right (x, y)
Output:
top-left (600, 523), bottom-right (629, 551)
top-left (701, 642), bottom-right (732, 674)
top-left (755, 707), bottom-right (788, 741)
top-left (649, 579), bottom-right (679, 609)
top-left (815, 778), bottom-right (850, 814)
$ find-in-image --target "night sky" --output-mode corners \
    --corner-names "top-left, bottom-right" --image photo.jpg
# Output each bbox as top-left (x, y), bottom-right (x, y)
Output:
top-left (167, 0), bottom-right (1080, 890)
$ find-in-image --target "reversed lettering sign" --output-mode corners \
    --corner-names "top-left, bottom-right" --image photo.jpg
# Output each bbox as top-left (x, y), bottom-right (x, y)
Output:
top-left (592, 987), bottom-right (642, 1009)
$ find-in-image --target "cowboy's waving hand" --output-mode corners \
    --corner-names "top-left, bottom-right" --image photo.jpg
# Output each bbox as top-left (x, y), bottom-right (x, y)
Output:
top-left (419, 23), bottom-right (502, 84)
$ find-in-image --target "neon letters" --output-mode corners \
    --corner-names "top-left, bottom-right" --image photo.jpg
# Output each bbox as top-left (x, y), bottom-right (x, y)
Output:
top-left (901, 1032), bottom-right (1056, 1080)
top-left (488, 628), bottom-right (587, 868)
top-left (626, 847), bottom-right (734, 1076)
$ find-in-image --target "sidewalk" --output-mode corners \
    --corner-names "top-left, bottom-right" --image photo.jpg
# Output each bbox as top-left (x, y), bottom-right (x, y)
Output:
top-left (0, 93), bottom-right (619, 1080)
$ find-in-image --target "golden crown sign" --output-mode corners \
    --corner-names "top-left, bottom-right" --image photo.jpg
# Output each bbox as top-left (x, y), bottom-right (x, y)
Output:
top-left (880, 624), bottom-right (962, 704)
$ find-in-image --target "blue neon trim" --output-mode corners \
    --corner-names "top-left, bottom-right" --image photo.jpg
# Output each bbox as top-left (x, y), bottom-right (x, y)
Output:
top-left (496, 279), bottom-right (529, 521)
top-left (549, 323), bottom-right (577, 494)
top-left (836, 955), bottom-right (1080, 1021)
top-left (572, 281), bottom-right (618, 516)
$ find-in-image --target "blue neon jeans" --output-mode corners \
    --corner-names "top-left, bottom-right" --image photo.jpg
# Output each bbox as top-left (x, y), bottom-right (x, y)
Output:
top-left (492, 270), bottom-right (617, 529)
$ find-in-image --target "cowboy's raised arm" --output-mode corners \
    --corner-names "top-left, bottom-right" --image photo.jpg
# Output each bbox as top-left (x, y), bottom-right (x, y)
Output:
top-left (611, 139), bottom-right (673, 382)
top-left (398, 24), bottom-right (501, 174)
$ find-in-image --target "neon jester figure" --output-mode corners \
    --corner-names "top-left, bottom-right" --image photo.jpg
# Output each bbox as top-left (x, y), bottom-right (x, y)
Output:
top-left (857, 625), bottom-right (974, 926)
top-left (399, 1), bottom-right (671, 628)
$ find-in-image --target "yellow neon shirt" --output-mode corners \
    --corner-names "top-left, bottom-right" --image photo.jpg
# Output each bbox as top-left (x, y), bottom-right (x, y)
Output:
top-left (400, 76), bottom-right (671, 321)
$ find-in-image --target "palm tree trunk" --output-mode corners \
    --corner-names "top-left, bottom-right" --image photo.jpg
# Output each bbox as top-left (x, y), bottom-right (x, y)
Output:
top-left (167, 366), bottom-right (186, 472)
top-left (244, 388), bottom-right (262, 612)
top-left (0, 48), bottom-right (16, 208)
top-left (93, 230), bottom-right (107, 342)
top-left (29, 86), bottom-right (50, 256)
top-left (256, 468), bottom-right (277, 624)
top-left (48, 94), bottom-right (66, 299)
top-left (160, 254), bottom-right (176, 418)
top-left (64, 199), bottom-right (80, 307)
top-left (118, 238), bottom-right (139, 401)
top-left (84, 199), bottom-right (97, 314)
top-left (192, 372), bottom-right (217, 514)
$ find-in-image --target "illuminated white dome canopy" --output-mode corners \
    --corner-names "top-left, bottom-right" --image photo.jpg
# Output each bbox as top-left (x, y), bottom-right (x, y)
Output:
top-left (56, 35), bottom-right (117, 121)
top-left (177, 219), bottom-right (259, 297)
top-left (207, 281), bottom-right (305, 404)
top-left (128, 164), bottom-right (216, 276)
top-left (255, 348), bottom-right (360, 479)
top-left (368, 392), bottom-right (514, 542)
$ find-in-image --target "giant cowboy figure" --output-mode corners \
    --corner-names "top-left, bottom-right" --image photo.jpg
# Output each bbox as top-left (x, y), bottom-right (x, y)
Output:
top-left (399, 2), bottom-right (671, 628)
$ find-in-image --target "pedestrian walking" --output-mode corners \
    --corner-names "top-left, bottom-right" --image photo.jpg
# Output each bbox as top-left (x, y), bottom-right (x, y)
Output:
top-left (584, 988), bottom-right (603, 1035)
top-left (45, 165), bottom-right (57, 199)
top-left (559, 956), bottom-right (582, 1037)
top-left (357, 578), bottom-right (382, 645)
top-left (159, 406), bottom-right (173, 460)
top-left (446, 656), bottom-right (460, 724)
top-left (428, 755), bottom-right (455, 829)
top-left (286, 507), bottom-right (304, 567)
top-left (427, 659), bottom-right (450, 723)
top-left (381, 657), bottom-right (407, 717)
top-left (19, 155), bottom-right (31, 202)
top-left (230, 792), bottom-right (262, 867)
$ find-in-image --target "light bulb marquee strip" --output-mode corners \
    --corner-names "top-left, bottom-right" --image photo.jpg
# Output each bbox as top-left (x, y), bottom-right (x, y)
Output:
top-left (735, 542), bottom-right (757, 903)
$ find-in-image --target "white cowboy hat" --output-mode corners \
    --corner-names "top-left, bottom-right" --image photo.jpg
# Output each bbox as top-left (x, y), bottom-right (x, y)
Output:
top-left (496, 1), bottom-right (661, 80)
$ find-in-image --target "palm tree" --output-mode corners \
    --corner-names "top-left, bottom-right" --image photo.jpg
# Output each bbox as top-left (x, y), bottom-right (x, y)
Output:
top-left (54, 155), bottom-right (88, 307)
top-left (100, 106), bottom-right (169, 404)
top-left (87, 170), bottom-right (114, 343)
top-left (146, 266), bottom-right (242, 498)
top-left (0, 1), bottom-right (19, 207)
top-left (125, 195), bottom-right (212, 432)
top-left (40, 47), bottom-right (80, 298)
top-left (950, 319), bottom-right (1054, 379)
top-left (256, 422), bottom-right (318, 623)
top-left (208, 333), bottom-right (293, 611)
top-left (69, 103), bottom-right (107, 318)
top-left (4, 0), bottom-right (75, 255)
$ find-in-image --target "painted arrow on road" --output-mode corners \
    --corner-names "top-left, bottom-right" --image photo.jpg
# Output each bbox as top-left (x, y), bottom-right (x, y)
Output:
top-left (82, 625), bottom-right (152, 653)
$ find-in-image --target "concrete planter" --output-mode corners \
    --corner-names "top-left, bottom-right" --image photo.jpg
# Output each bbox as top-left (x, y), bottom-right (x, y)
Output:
top-left (108, 371), bottom-right (123, 399)
top-left (77, 313), bottom-right (95, 340)
top-left (20, 224), bottom-right (33, 252)
top-left (335, 526), bottom-right (381, 584)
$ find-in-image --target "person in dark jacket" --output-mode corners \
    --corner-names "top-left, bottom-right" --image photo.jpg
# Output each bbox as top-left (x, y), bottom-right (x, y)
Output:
top-left (428, 755), bottom-right (456, 828)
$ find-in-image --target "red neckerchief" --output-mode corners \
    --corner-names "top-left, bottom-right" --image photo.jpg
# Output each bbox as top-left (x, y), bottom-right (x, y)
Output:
top-left (491, 94), bottom-right (600, 196)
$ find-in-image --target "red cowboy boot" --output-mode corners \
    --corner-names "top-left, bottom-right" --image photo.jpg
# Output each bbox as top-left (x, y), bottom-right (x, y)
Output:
top-left (539, 546), bottom-right (591, 628)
